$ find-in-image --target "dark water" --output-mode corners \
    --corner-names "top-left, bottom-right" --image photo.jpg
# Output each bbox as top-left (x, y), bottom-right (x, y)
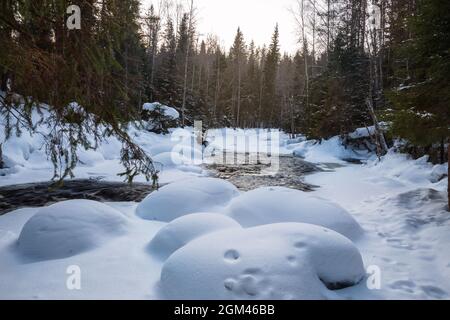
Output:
top-left (205, 153), bottom-right (320, 192)
top-left (0, 179), bottom-right (155, 215)
top-left (0, 154), bottom-right (320, 215)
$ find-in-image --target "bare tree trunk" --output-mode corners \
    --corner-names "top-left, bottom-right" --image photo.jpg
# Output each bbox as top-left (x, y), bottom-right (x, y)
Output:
top-left (258, 74), bottom-right (264, 127)
top-left (213, 49), bottom-right (220, 120)
top-left (366, 98), bottom-right (388, 155)
top-left (289, 96), bottom-right (295, 135)
top-left (301, 0), bottom-right (310, 116)
top-left (327, 0), bottom-right (330, 58)
top-left (311, 0), bottom-right (316, 65)
top-left (0, 143), bottom-right (4, 169)
top-left (236, 58), bottom-right (241, 128)
top-left (1, 72), bottom-right (9, 92)
top-left (181, 0), bottom-right (194, 127)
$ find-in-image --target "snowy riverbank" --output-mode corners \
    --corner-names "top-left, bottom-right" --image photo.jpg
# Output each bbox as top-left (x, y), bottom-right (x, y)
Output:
top-left (0, 126), bottom-right (448, 300)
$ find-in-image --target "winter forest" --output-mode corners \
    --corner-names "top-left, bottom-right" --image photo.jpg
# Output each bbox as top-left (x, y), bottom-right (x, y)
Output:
top-left (0, 0), bottom-right (449, 301)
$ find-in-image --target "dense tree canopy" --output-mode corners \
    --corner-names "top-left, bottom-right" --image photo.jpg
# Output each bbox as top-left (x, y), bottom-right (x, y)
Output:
top-left (0, 0), bottom-right (448, 184)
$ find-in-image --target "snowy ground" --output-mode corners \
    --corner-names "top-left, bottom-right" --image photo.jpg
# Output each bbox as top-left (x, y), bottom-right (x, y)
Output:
top-left (305, 154), bottom-right (450, 299)
top-left (0, 124), bottom-right (448, 300)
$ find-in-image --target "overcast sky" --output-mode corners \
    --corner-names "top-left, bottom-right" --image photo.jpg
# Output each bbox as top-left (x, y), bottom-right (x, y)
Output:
top-left (144, 0), bottom-right (301, 54)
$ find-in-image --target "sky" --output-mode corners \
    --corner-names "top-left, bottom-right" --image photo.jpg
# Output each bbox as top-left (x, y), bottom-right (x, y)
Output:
top-left (144, 0), bottom-right (302, 54)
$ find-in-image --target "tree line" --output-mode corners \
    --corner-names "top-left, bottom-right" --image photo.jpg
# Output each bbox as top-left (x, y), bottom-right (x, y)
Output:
top-left (138, 0), bottom-right (449, 163)
top-left (0, 0), bottom-right (449, 181)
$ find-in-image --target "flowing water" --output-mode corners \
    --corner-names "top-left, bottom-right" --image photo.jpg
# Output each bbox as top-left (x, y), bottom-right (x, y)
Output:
top-left (204, 152), bottom-right (320, 191)
top-left (0, 179), bottom-right (155, 215)
top-left (0, 153), bottom-right (321, 215)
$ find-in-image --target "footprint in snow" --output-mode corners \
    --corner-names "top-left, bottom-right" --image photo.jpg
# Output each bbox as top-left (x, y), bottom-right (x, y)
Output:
top-left (390, 280), bottom-right (416, 294)
top-left (224, 249), bottom-right (240, 262)
top-left (420, 286), bottom-right (448, 299)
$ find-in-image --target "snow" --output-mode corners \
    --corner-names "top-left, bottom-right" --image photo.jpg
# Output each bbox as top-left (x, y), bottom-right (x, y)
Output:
top-left (17, 200), bottom-right (128, 261)
top-left (305, 152), bottom-right (449, 299)
top-left (160, 223), bottom-right (365, 300)
top-left (136, 178), bottom-right (240, 222)
top-left (143, 102), bottom-right (180, 120)
top-left (0, 107), bottom-right (207, 186)
top-left (349, 126), bottom-right (376, 139)
top-left (0, 118), bottom-right (448, 300)
top-left (0, 203), bottom-right (164, 299)
top-left (206, 128), bottom-right (283, 155)
top-left (148, 213), bottom-right (242, 261)
top-left (290, 136), bottom-right (371, 163)
top-left (348, 123), bottom-right (388, 139)
top-left (224, 187), bottom-right (363, 240)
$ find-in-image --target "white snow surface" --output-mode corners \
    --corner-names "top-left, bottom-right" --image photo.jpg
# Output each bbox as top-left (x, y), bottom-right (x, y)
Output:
top-left (17, 200), bottom-right (128, 261)
top-left (136, 178), bottom-right (240, 222)
top-left (224, 187), bottom-right (363, 240)
top-left (290, 136), bottom-right (371, 164)
top-left (304, 152), bottom-right (449, 300)
top-left (148, 213), bottom-right (242, 261)
top-left (143, 102), bottom-right (180, 120)
top-left (0, 120), bottom-right (449, 300)
top-left (160, 223), bottom-right (365, 300)
top-left (0, 108), bottom-right (206, 186)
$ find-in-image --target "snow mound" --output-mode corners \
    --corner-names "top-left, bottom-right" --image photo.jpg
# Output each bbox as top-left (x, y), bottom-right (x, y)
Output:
top-left (348, 123), bottom-right (389, 139)
top-left (17, 200), bottom-right (128, 261)
top-left (160, 223), bottom-right (365, 300)
top-left (136, 178), bottom-right (240, 222)
top-left (292, 136), bottom-right (369, 163)
top-left (143, 102), bottom-right (180, 120)
top-left (224, 187), bottom-right (363, 240)
top-left (367, 152), bottom-right (448, 187)
top-left (149, 143), bottom-right (177, 157)
top-left (430, 164), bottom-right (448, 183)
top-left (152, 147), bottom-right (203, 167)
top-left (153, 152), bottom-right (192, 168)
top-left (148, 213), bottom-right (242, 260)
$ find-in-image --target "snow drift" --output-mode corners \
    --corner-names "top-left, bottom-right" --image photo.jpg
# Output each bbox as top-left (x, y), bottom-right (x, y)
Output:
top-left (148, 213), bottom-right (242, 260)
top-left (17, 200), bottom-right (128, 261)
top-left (224, 187), bottom-right (363, 240)
top-left (291, 137), bottom-right (370, 163)
top-left (160, 223), bottom-right (365, 300)
top-left (136, 178), bottom-right (240, 222)
top-left (143, 102), bottom-right (180, 120)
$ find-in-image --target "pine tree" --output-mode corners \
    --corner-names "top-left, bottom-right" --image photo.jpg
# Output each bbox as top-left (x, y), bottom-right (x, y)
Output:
top-left (262, 24), bottom-right (280, 127)
top-left (143, 5), bottom-right (161, 102)
top-left (0, 0), bottom-right (156, 183)
top-left (386, 0), bottom-right (450, 163)
top-left (154, 19), bottom-right (179, 106)
top-left (230, 28), bottom-right (247, 127)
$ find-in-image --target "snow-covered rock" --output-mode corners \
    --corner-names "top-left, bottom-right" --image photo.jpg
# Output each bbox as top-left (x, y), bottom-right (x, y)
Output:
top-left (348, 126), bottom-right (376, 140)
top-left (292, 136), bottom-right (370, 163)
top-left (136, 178), bottom-right (240, 222)
top-left (148, 213), bottom-right (242, 260)
top-left (17, 200), bottom-right (128, 261)
top-left (149, 143), bottom-right (177, 157)
top-left (224, 187), bottom-right (363, 240)
top-left (143, 102), bottom-right (180, 120)
top-left (160, 223), bottom-right (365, 300)
top-left (430, 163), bottom-right (448, 183)
top-left (153, 152), bottom-right (192, 169)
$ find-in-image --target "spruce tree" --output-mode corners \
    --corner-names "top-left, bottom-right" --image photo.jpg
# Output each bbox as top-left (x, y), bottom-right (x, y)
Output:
top-left (262, 24), bottom-right (280, 127)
